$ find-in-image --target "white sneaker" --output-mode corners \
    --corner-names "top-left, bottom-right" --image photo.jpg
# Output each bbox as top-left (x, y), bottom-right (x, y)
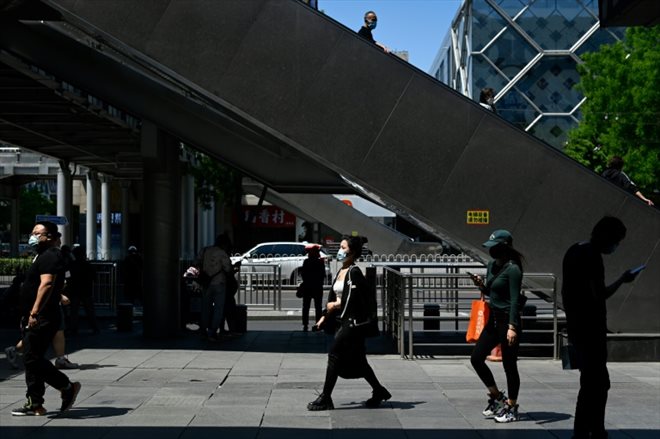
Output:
top-left (494, 402), bottom-right (520, 423)
top-left (482, 391), bottom-right (506, 418)
top-left (5, 346), bottom-right (19, 369)
top-left (54, 357), bottom-right (79, 369)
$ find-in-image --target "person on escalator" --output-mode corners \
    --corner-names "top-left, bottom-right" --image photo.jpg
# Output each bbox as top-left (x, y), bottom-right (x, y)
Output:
top-left (601, 156), bottom-right (654, 206)
top-left (357, 11), bottom-right (390, 53)
top-left (479, 88), bottom-right (497, 114)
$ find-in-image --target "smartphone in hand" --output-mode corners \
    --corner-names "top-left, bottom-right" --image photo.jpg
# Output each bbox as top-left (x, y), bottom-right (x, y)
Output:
top-left (629, 264), bottom-right (646, 275)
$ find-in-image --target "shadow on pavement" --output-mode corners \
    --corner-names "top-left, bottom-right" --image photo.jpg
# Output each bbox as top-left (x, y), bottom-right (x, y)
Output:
top-left (2, 426), bottom-right (659, 439)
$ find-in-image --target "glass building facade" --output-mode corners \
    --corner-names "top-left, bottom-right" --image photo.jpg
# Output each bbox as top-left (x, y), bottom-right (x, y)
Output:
top-left (430, 0), bottom-right (624, 148)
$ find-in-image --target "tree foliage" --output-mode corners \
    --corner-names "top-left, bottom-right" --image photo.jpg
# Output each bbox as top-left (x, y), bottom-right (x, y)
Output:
top-left (19, 186), bottom-right (56, 235)
top-left (565, 26), bottom-right (660, 192)
top-left (187, 151), bottom-right (241, 209)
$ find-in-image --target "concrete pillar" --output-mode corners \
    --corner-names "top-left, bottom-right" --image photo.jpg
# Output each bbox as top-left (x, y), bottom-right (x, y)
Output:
top-left (86, 172), bottom-right (98, 260)
top-left (100, 175), bottom-right (112, 260)
top-left (56, 160), bottom-right (72, 245)
top-left (197, 200), bottom-right (215, 250)
top-left (181, 171), bottom-right (195, 261)
top-left (121, 181), bottom-right (131, 259)
top-left (141, 121), bottom-right (181, 338)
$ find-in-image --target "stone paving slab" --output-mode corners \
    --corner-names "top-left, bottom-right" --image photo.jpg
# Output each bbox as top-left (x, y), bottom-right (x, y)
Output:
top-left (0, 326), bottom-right (658, 439)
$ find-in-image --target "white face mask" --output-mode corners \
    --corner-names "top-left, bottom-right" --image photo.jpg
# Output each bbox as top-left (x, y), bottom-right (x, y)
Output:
top-left (28, 235), bottom-right (40, 248)
top-left (336, 249), bottom-right (348, 261)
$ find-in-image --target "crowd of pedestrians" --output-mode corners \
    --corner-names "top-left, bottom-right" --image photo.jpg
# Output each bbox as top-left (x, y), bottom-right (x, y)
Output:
top-left (0, 212), bottom-right (648, 438)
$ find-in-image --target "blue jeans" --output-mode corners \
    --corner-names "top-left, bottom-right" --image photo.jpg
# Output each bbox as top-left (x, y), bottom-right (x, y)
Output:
top-left (201, 282), bottom-right (226, 336)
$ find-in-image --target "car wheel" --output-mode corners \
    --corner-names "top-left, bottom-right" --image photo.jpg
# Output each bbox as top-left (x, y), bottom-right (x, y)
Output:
top-left (290, 269), bottom-right (301, 285)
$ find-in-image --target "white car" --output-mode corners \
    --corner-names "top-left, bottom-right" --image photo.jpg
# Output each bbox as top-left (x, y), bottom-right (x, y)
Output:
top-left (231, 242), bottom-right (331, 284)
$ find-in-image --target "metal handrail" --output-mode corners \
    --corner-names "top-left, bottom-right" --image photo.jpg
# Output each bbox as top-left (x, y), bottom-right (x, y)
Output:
top-left (238, 263), bottom-right (282, 310)
top-left (381, 266), bottom-right (558, 359)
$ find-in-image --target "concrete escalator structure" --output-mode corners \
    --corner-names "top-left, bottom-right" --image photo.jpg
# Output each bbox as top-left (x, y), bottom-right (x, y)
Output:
top-left (0, 0), bottom-right (657, 338)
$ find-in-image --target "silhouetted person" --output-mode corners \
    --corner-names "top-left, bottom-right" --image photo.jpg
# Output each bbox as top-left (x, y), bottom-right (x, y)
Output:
top-left (479, 87), bottom-right (497, 114)
top-left (196, 234), bottom-right (232, 340)
top-left (562, 216), bottom-right (642, 439)
top-left (357, 11), bottom-right (389, 53)
top-left (67, 246), bottom-right (99, 334)
top-left (300, 245), bottom-right (325, 332)
top-left (601, 156), bottom-right (654, 206)
top-left (122, 246), bottom-right (143, 305)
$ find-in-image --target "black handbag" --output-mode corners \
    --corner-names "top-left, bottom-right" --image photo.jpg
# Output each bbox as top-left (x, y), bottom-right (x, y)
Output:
top-left (296, 282), bottom-right (305, 299)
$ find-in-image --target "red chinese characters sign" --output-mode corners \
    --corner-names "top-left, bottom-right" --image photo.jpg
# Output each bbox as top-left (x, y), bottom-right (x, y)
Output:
top-left (241, 206), bottom-right (295, 228)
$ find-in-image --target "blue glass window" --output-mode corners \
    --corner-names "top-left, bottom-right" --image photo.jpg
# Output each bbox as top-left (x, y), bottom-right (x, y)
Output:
top-left (471, 54), bottom-right (510, 98)
top-left (517, 56), bottom-right (582, 113)
top-left (516, 0), bottom-right (597, 50)
top-left (494, 0), bottom-right (528, 18)
top-left (472, 0), bottom-right (508, 52)
top-left (576, 28), bottom-right (624, 56)
top-left (483, 27), bottom-right (539, 79)
top-left (527, 116), bottom-right (577, 148)
top-left (496, 88), bottom-right (540, 131)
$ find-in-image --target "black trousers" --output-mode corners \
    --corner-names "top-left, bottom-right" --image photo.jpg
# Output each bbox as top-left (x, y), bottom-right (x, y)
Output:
top-left (470, 311), bottom-right (520, 400)
top-left (22, 316), bottom-right (70, 405)
top-left (573, 338), bottom-right (610, 439)
top-left (302, 292), bottom-right (323, 327)
top-left (321, 323), bottom-right (382, 396)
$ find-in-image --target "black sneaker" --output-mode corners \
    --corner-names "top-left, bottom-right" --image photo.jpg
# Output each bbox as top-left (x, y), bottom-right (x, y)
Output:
top-left (307, 393), bottom-right (334, 411)
top-left (11, 399), bottom-right (46, 416)
top-left (482, 391), bottom-right (506, 418)
top-left (60, 382), bottom-right (81, 412)
top-left (365, 386), bottom-right (392, 408)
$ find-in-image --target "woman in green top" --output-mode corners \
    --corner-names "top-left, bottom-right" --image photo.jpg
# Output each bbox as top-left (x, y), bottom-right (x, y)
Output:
top-left (469, 229), bottom-right (523, 423)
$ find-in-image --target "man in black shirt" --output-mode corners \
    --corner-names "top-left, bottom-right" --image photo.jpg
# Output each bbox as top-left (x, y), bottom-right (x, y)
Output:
top-left (601, 156), bottom-right (654, 206)
top-left (357, 11), bottom-right (389, 53)
top-left (562, 216), bottom-right (640, 439)
top-left (11, 221), bottom-right (81, 416)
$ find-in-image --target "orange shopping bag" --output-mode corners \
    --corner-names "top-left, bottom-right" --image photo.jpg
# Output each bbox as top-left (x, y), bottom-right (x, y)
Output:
top-left (466, 298), bottom-right (490, 343)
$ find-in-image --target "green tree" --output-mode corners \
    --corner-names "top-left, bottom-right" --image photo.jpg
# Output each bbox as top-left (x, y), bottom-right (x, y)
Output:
top-left (19, 186), bottom-right (56, 236)
top-left (187, 151), bottom-right (241, 210)
top-left (565, 26), bottom-right (660, 192)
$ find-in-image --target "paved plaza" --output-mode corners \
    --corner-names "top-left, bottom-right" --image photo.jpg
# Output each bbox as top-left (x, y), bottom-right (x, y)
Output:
top-left (1, 321), bottom-right (658, 439)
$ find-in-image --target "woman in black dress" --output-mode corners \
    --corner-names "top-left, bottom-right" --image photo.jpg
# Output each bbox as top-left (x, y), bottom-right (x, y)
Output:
top-left (307, 235), bottom-right (390, 411)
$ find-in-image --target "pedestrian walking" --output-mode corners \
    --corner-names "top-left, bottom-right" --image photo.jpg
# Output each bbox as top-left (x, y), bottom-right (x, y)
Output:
top-left (11, 221), bottom-right (81, 416)
top-left (562, 216), bottom-right (641, 438)
top-left (307, 235), bottom-right (390, 411)
top-left (468, 229), bottom-right (524, 423)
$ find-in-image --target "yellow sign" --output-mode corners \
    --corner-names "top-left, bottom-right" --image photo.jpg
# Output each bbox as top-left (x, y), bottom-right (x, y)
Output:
top-left (467, 210), bottom-right (490, 225)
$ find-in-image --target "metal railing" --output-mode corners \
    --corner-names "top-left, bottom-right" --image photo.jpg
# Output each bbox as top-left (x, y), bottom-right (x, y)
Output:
top-left (237, 263), bottom-right (282, 310)
top-left (381, 266), bottom-right (558, 359)
top-left (90, 261), bottom-right (118, 310)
